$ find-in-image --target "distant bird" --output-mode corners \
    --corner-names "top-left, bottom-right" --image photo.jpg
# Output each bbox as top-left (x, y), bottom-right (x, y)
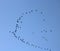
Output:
top-left (31, 10), bottom-right (33, 12)
top-left (26, 41), bottom-right (30, 45)
top-left (29, 11), bottom-right (31, 14)
top-left (31, 43), bottom-right (34, 47)
top-left (17, 19), bottom-right (19, 23)
top-left (18, 36), bottom-right (20, 40)
top-left (50, 29), bottom-right (52, 32)
top-left (19, 17), bottom-right (21, 20)
top-left (41, 11), bottom-right (43, 14)
top-left (20, 38), bottom-right (25, 43)
top-left (35, 9), bottom-right (38, 12)
top-left (25, 12), bottom-right (28, 14)
top-left (14, 29), bottom-right (17, 33)
top-left (43, 19), bottom-right (45, 21)
top-left (21, 16), bottom-right (23, 18)
top-left (20, 21), bottom-right (22, 23)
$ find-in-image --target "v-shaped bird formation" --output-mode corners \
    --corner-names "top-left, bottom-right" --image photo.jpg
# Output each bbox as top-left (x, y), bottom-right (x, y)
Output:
top-left (9, 9), bottom-right (53, 51)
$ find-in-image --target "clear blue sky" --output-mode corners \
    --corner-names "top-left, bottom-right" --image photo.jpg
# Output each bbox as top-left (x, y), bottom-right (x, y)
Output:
top-left (0, 0), bottom-right (60, 51)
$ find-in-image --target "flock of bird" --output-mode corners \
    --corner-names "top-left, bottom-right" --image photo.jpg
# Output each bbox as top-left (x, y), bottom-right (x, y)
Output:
top-left (9, 9), bottom-right (52, 51)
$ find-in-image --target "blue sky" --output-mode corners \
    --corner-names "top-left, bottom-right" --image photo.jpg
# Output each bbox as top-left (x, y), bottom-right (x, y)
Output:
top-left (0, 0), bottom-right (60, 51)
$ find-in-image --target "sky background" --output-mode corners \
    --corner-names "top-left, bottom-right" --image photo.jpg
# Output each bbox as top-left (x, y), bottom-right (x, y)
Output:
top-left (0, 0), bottom-right (60, 51)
